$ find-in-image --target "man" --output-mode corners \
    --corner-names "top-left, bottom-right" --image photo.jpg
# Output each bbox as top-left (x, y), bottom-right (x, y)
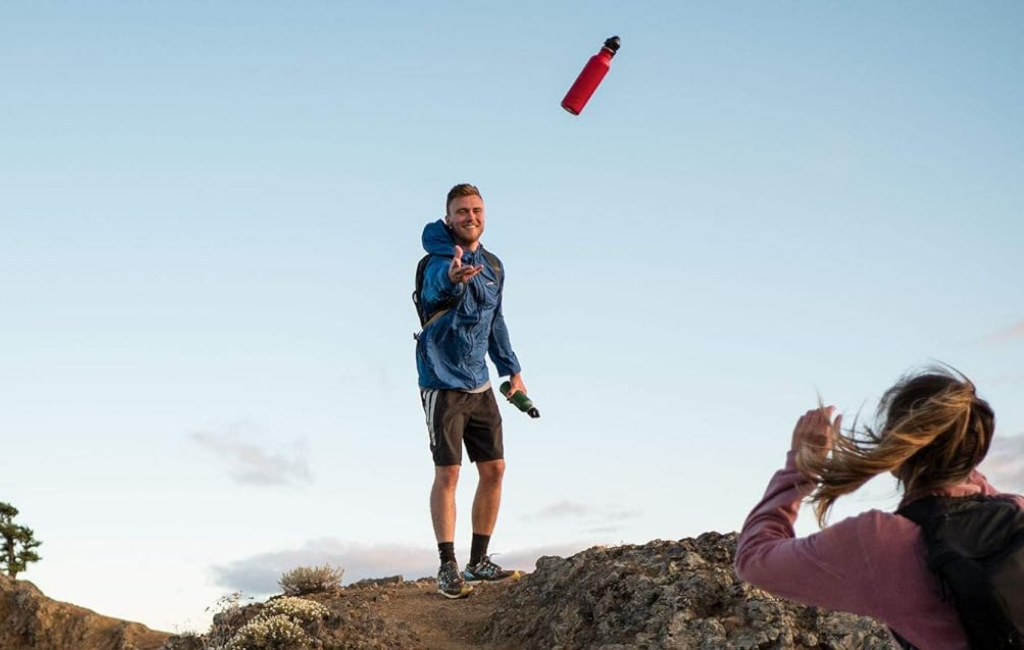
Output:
top-left (416, 183), bottom-right (528, 599)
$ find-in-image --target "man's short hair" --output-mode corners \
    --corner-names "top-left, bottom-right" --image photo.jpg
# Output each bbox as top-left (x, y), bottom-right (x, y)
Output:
top-left (446, 184), bottom-right (482, 213)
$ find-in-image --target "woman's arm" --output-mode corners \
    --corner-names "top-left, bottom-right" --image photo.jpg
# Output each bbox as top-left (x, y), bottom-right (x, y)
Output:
top-left (735, 409), bottom-right (913, 618)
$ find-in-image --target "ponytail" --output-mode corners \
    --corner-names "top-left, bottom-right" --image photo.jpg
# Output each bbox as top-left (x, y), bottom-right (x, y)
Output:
top-left (801, 367), bottom-right (994, 527)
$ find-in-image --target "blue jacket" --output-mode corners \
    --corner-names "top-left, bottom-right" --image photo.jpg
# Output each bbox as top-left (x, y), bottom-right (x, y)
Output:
top-left (416, 220), bottom-right (522, 390)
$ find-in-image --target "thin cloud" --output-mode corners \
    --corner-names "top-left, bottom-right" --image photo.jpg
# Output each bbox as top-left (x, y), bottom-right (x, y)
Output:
top-left (210, 539), bottom-right (596, 596)
top-left (211, 540), bottom-right (437, 596)
top-left (522, 500), bottom-right (592, 521)
top-left (980, 432), bottom-right (1024, 493)
top-left (606, 507), bottom-right (642, 521)
top-left (985, 318), bottom-right (1024, 342)
top-left (192, 423), bottom-right (312, 487)
top-left (521, 501), bottom-right (642, 525)
top-left (492, 542), bottom-right (596, 571)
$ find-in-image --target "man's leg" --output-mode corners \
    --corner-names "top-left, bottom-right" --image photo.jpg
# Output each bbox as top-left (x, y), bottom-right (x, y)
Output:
top-left (424, 388), bottom-right (462, 549)
top-left (431, 465), bottom-right (460, 544)
top-left (471, 459), bottom-right (504, 538)
top-left (432, 466), bottom-right (474, 598)
top-left (464, 458), bottom-right (518, 582)
top-left (469, 459), bottom-right (504, 568)
top-left (422, 389), bottom-right (473, 598)
top-left (462, 390), bottom-right (519, 583)
top-left (465, 390), bottom-right (506, 543)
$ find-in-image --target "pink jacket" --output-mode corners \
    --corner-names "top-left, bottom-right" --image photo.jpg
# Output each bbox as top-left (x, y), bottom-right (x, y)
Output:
top-left (735, 451), bottom-right (1024, 649)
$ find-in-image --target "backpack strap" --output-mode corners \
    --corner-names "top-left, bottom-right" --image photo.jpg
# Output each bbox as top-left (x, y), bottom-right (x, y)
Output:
top-left (479, 245), bottom-right (503, 288)
top-left (897, 496), bottom-right (947, 526)
top-left (898, 494), bottom-right (1024, 649)
top-left (413, 254), bottom-right (454, 339)
top-left (899, 495), bottom-right (1023, 567)
top-left (420, 297), bottom-right (454, 330)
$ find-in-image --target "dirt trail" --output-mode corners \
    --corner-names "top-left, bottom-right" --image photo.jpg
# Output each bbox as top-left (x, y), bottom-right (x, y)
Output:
top-left (376, 580), bottom-right (517, 650)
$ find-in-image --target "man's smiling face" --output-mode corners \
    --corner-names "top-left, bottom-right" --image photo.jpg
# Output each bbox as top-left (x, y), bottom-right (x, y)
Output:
top-left (445, 194), bottom-right (486, 249)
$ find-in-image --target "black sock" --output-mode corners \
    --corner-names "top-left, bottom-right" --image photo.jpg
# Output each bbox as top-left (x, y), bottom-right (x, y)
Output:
top-left (438, 541), bottom-right (456, 565)
top-left (469, 533), bottom-right (490, 566)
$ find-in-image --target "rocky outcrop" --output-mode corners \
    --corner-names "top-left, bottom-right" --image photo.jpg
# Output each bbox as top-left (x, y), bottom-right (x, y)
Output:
top-left (485, 532), bottom-right (894, 650)
top-left (0, 573), bottom-right (169, 650)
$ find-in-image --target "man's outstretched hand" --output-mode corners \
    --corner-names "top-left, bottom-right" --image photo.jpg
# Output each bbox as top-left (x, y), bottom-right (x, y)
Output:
top-left (448, 245), bottom-right (484, 284)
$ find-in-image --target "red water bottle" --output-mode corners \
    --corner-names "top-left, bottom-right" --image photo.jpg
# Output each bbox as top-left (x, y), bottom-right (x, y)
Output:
top-left (561, 36), bottom-right (621, 115)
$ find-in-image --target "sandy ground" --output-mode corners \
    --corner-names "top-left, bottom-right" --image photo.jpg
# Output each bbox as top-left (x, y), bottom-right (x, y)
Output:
top-left (370, 579), bottom-right (520, 650)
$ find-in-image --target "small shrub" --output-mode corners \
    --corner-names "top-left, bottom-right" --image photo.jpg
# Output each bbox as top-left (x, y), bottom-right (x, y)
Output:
top-left (226, 614), bottom-right (310, 650)
top-left (278, 564), bottom-right (344, 595)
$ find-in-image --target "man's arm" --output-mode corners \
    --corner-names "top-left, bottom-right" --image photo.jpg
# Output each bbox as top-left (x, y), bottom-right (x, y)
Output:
top-left (488, 291), bottom-right (522, 385)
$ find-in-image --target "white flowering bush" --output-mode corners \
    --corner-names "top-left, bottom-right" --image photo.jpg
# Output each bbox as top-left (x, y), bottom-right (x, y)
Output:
top-left (226, 614), bottom-right (310, 650)
top-left (259, 596), bottom-right (329, 625)
top-left (278, 564), bottom-right (344, 595)
top-left (220, 596), bottom-right (329, 650)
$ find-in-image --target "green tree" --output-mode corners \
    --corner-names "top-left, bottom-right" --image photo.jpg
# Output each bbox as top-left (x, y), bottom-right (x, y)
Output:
top-left (0, 501), bottom-right (43, 579)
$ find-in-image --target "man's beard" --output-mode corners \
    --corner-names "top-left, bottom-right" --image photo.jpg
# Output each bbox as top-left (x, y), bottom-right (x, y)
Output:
top-left (452, 226), bottom-right (482, 247)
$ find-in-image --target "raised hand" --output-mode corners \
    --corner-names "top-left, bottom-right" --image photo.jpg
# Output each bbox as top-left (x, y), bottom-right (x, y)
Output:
top-left (448, 245), bottom-right (484, 284)
top-left (791, 406), bottom-right (839, 475)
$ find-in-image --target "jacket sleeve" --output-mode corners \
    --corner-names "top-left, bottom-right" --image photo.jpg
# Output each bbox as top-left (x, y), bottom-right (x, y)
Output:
top-left (421, 256), bottom-right (464, 316)
top-left (488, 288), bottom-right (521, 378)
top-left (734, 452), bottom-right (919, 620)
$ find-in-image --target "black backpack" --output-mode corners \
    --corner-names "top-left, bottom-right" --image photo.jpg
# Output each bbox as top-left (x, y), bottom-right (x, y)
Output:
top-left (895, 494), bottom-right (1024, 649)
top-left (412, 247), bottom-right (502, 333)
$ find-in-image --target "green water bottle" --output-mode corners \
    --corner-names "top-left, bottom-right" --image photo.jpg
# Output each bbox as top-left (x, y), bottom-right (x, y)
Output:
top-left (500, 381), bottom-right (540, 419)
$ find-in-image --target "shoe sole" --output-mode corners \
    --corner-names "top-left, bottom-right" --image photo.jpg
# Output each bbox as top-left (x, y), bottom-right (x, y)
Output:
top-left (463, 570), bottom-right (521, 585)
top-left (437, 584), bottom-right (474, 599)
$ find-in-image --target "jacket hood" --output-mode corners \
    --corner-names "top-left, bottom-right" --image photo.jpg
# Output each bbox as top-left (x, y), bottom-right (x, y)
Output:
top-left (422, 219), bottom-right (457, 256)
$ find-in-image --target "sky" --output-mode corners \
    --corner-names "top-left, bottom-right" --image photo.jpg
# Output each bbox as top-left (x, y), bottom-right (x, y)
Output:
top-left (2, 0), bottom-right (1023, 634)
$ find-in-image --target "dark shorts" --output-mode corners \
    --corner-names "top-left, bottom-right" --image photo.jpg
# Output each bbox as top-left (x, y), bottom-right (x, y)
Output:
top-left (420, 388), bottom-right (504, 466)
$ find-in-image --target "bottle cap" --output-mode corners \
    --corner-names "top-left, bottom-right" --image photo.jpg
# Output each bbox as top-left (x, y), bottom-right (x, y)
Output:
top-left (603, 36), bottom-right (621, 55)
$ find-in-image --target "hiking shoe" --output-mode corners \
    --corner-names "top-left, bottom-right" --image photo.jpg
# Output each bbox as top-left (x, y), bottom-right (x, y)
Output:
top-left (463, 555), bottom-right (520, 583)
top-left (437, 560), bottom-right (473, 599)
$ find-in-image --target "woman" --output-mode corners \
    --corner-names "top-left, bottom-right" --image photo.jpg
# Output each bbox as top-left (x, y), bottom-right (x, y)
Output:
top-left (735, 367), bottom-right (1023, 649)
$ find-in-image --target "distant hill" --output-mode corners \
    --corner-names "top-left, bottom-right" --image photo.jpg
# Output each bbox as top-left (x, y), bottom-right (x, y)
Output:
top-left (0, 573), bottom-right (169, 650)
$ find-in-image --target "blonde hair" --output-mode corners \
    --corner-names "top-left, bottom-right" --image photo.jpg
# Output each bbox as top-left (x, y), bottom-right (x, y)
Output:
top-left (800, 366), bottom-right (995, 527)
top-left (445, 183), bottom-right (482, 213)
